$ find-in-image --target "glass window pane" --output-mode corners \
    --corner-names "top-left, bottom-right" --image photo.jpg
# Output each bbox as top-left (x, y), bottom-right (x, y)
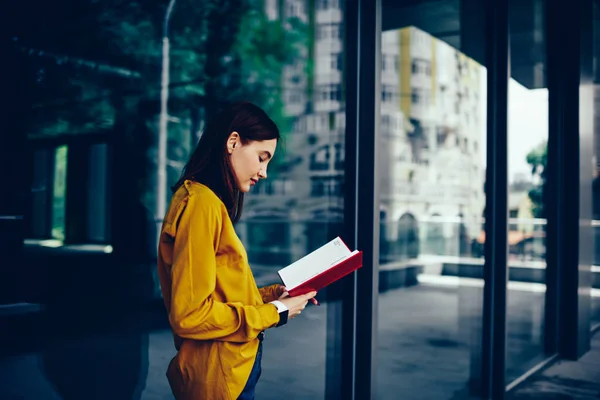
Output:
top-left (51, 145), bottom-right (68, 242)
top-left (378, 1), bottom-right (487, 398)
top-left (236, 2), bottom-right (346, 397)
top-left (506, 0), bottom-right (549, 383)
top-left (12, 0), bottom-right (346, 398)
top-left (166, 1), bottom-right (347, 399)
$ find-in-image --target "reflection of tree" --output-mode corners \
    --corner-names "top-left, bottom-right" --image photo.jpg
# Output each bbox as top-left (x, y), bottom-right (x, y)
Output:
top-left (12, 0), bottom-right (307, 255)
top-left (526, 141), bottom-right (547, 218)
top-left (17, 0), bottom-right (307, 136)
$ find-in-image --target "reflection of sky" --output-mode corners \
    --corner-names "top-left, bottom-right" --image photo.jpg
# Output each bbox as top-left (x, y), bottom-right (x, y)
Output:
top-left (478, 70), bottom-right (549, 183)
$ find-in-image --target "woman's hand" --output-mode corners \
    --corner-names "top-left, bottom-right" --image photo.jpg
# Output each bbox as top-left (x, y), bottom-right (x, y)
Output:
top-left (279, 291), bottom-right (318, 319)
top-left (274, 285), bottom-right (287, 299)
top-left (278, 286), bottom-right (319, 306)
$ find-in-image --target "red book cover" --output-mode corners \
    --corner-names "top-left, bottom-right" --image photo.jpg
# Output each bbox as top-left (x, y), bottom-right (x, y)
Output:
top-left (277, 237), bottom-right (363, 297)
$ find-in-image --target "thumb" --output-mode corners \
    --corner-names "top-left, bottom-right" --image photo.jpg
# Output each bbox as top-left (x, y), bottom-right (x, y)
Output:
top-left (303, 291), bottom-right (317, 299)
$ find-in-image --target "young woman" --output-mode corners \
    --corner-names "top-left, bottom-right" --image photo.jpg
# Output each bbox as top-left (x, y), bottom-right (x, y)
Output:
top-left (157, 101), bottom-right (317, 400)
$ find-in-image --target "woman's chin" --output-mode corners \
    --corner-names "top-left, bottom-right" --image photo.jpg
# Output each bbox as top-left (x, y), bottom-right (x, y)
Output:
top-left (237, 183), bottom-right (251, 193)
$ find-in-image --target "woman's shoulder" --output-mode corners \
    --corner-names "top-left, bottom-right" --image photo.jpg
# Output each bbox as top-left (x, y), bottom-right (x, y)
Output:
top-left (180, 180), bottom-right (221, 204)
top-left (162, 181), bottom-right (224, 238)
top-left (168, 181), bottom-right (225, 215)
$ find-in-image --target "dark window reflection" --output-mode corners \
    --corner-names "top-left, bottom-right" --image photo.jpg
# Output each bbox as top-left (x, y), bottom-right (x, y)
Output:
top-left (6, 0), bottom-right (347, 399)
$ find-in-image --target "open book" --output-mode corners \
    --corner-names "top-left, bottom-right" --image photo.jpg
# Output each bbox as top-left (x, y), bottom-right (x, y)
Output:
top-left (277, 237), bottom-right (363, 297)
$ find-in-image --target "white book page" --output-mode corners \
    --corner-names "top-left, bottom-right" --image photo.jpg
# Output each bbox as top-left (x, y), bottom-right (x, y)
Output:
top-left (278, 237), bottom-right (352, 289)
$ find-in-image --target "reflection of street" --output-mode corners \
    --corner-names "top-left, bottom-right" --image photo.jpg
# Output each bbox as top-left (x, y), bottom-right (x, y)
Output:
top-left (149, 282), bottom-right (545, 400)
top-left (1, 281), bottom-right (598, 399)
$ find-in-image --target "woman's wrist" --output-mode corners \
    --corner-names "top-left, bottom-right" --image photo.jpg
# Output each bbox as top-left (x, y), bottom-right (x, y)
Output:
top-left (269, 300), bottom-right (288, 313)
top-left (269, 300), bottom-right (289, 327)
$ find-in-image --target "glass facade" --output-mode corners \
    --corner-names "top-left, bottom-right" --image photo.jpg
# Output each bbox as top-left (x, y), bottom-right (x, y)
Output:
top-left (2, 0), bottom-right (599, 399)
top-left (377, 1), bottom-right (487, 398)
top-left (236, 1), bottom-right (346, 398)
top-left (8, 1), bottom-right (347, 399)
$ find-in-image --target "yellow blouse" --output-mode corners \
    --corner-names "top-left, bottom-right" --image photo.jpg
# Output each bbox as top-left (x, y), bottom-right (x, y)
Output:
top-left (157, 180), bottom-right (282, 400)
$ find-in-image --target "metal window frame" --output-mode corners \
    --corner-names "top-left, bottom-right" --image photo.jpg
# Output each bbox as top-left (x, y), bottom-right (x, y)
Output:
top-left (544, 0), bottom-right (561, 361)
top-left (546, 0), bottom-right (595, 361)
top-left (480, 0), bottom-right (510, 398)
top-left (343, 0), bottom-right (382, 399)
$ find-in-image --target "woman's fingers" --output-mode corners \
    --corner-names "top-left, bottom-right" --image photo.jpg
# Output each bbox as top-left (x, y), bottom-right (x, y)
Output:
top-left (279, 291), bottom-right (290, 299)
top-left (303, 291), bottom-right (319, 306)
top-left (279, 290), bottom-right (319, 319)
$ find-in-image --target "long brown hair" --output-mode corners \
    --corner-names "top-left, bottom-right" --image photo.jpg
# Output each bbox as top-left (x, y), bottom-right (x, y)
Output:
top-left (172, 101), bottom-right (280, 223)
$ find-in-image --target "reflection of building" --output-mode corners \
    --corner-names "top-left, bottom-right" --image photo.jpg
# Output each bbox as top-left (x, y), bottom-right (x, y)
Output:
top-left (240, 0), bottom-right (346, 265)
top-left (379, 27), bottom-right (485, 259)
top-left (240, 4), bottom-right (485, 265)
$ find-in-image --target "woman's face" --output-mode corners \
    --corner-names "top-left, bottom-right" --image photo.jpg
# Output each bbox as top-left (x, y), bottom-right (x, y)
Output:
top-left (227, 132), bottom-right (277, 193)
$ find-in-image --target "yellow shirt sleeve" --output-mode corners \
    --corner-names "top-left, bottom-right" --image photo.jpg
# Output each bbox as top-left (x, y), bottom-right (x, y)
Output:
top-left (168, 193), bottom-right (280, 343)
top-left (258, 284), bottom-right (282, 303)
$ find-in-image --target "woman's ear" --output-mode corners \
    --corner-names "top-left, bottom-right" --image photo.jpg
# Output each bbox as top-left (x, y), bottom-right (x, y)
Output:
top-left (227, 131), bottom-right (240, 154)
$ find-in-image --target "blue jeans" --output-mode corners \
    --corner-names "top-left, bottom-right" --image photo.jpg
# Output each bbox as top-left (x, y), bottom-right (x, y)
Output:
top-left (238, 342), bottom-right (262, 400)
